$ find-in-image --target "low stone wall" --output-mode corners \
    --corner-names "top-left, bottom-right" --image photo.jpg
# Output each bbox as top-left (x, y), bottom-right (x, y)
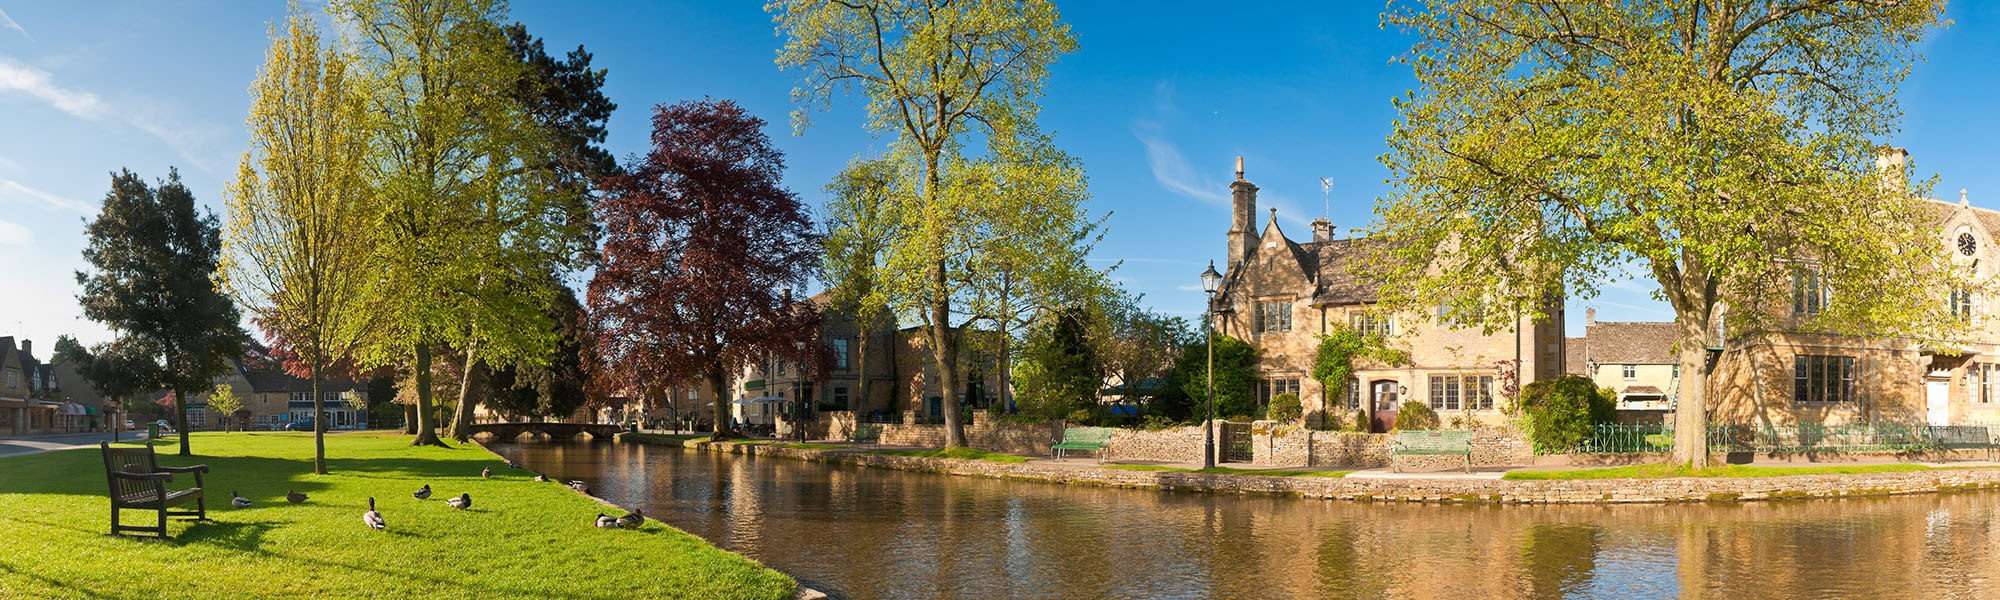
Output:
top-left (820, 412), bottom-right (1060, 456)
top-left (1106, 425), bottom-right (1208, 463)
top-left (643, 435), bottom-right (2000, 505)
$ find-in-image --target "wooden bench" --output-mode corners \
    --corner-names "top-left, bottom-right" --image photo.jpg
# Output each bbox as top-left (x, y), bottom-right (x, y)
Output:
top-left (1391, 430), bottom-right (1474, 473)
top-left (1930, 425), bottom-right (1997, 460)
top-left (849, 424), bottom-right (883, 445)
top-left (101, 441), bottom-right (210, 539)
top-left (1052, 427), bottom-right (1116, 463)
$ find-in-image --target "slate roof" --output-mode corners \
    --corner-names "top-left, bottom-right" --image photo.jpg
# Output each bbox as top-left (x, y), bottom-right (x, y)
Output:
top-left (1620, 385), bottom-right (1666, 396)
top-left (1564, 337), bottom-right (1587, 376)
top-left (1584, 321), bottom-right (1678, 364)
top-left (1304, 237), bottom-right (1389, 306)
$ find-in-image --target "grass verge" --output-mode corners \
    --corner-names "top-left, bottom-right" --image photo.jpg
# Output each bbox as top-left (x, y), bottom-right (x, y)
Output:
top-left (0, 432), bottom-right (794, 599)
top-left (1102, 464), bottom-right (1352, 477)
top-left (1502, 462), bottom-right (1939, 480)
top-left (869, 447), bottom-right (1035, 463)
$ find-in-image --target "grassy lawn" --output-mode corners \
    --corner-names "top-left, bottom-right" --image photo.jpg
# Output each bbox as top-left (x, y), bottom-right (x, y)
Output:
top-left (868, 447), bottom-right (1036, 463)
top-left (1503, 462), bottom-right (1941, 480)
top-left (1102, 464), bottom-right (1353, 477)
top-left (0, 432), bottom-right (794, 599)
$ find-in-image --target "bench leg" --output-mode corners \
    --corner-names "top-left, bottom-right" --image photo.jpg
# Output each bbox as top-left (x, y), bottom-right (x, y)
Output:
top-left (156, 505), bottom-right (168, 539)
top-left (109, 504), bottom-right (118, 536)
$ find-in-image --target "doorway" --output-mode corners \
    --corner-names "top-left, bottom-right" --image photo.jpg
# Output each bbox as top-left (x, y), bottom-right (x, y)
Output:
top-left (1370, 380), bottom-right (1400, 433)
top-left (1926, 376), bottom-right (1950, 426)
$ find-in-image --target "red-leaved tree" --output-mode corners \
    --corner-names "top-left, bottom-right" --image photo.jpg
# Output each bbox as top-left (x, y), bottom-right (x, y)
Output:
top-left (588, 99), bottom-right (822, 439)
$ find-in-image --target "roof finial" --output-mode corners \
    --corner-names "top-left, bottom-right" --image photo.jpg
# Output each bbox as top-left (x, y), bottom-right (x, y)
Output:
top-left (1234, 156), bottom-right (1244, 180)
top-left (1963, 189), bottom-right (1970, 205)
top-left (1268, 207), bottom-right (1277, 224)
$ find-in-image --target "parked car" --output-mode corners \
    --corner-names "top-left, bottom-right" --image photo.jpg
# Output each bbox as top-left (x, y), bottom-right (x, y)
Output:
top-left (155, 419), bottom-right (172, 432)
top-left (284, 420), bottom-right (317, 432)
top-left (124, 419), bottom-right (134, 429)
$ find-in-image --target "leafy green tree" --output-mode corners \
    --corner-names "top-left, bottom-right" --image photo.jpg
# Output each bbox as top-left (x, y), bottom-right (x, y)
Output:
top-left (1516, 376), bottom-right (1616, 453)
top-left (338, 0), bottom-right (582, 446)
top-left (1099, 295), bottom-right (1193, 407)
top-left (485, 283), bottom-right (592, 421)
top-left (1172, 333), bottom-right (1258, 420)
top-left (223, 7), bottom-right (374, 472)
top-left (77, 169), bottom-right (244, 456)
top-left (774, 0), bottom-right (1081, 447)
top-left (50, 335), bottom-right (87, 365)
top-left (821, 158), bottom-right (904, 414)
top-left (1013, 306), bottom-right (1101, 421)
top-left (1376, 0), bottom-right (1953, 466)
top-left (1266, 392), bottom-right (1301, 424)
top-left (205, 383), bottom-right (242, 432)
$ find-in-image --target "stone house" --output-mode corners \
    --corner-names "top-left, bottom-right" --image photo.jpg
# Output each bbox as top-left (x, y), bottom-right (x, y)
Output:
top-left (0, 337), bottom-right (30, 434)
top-left (1206, 160), bottom-right (1567, 432)
top-left (1571, 311), bottom-right (1678, 424)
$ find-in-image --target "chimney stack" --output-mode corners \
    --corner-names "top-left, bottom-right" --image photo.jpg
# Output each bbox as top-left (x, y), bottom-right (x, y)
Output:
top-left (1310, 218), bottom-right (1333, 243)
top-left (1875, 146), bottom-right (1909, 194)
top-left (20, 339), bottom-right (30, 359)
top-left (1226, 157), bottom-right (1258, 270)
top-left (1585, 308), bottom-right (1596, 327)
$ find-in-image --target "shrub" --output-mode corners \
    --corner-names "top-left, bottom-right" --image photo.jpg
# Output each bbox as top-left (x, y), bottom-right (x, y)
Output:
top-left (1392, 400), bottom-right (1439, 431)
top-left (1139, 414), bottom-right (1182, 431)
top-left (1066, 408), bottom-right (1093, 425)
top-left (1303, 410), bottom-right (1332, 431)
top-left (1517, 375), bottom-right (1616, 453)
top-left (1266, 392), bottom-right (1302, 423)
top-left (1353, 409), bottom-right (1371, 432)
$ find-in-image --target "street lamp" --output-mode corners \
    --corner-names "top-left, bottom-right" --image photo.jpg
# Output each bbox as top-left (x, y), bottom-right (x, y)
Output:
top-left (793, 336), bottom-right (808, 443)
top-left (1199, 260), bottom-right (1224, 469)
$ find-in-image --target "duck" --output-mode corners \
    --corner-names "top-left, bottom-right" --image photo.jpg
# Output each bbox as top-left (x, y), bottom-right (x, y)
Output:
top-left (594, 513), bottom-right (621, 528)
top-left (533, 474), bottom-right (548, 482)
top-left (413, 484), bottom-right (432, 500)
top-left (362, 497), bottom-right (385, 531)
top-left (445, 493), bottom-right (472, 510)
top-left (285, 490), bottom-right (308, 504)
top-left (507, 460), bottom-right (520, 469)
top-left (616, 509), bottom-right (645, 529)
top-left (231, 491), bottom-right (251, 508)
top-left (567, 480), bottom-right (588, 492)
top-left (481, 467), bottom-right (491, 479)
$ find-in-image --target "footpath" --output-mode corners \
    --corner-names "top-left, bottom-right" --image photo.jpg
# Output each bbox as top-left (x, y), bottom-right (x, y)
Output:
top-left (0, 430), bottom-right (150, 458)
top-left (624, 433), bottom-right (2000, 505)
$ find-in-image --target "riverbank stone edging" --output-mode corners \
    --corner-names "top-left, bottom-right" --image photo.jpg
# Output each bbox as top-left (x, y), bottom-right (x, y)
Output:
top-left (621, 434), bottom-right (2000, 504)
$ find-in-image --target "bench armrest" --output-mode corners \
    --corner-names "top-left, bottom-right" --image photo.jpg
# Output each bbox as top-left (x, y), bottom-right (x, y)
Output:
top-left (111, 471), bottom-right (174, 482)
top-left (157, 464), bottom-right (209, 474)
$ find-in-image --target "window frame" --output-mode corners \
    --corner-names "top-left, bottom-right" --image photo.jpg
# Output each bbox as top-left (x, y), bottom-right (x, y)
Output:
top-left (1792, 271), bottom-right (1825, 315)
top-left (1791, 354), bottom-right (1860, 405)
top-left (1621, 364), bottom-right (1637, 379)
top-left (833, 338), bottom-right (851, 370)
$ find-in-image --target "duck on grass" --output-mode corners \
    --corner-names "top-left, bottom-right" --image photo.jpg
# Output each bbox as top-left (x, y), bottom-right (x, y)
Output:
top-left (0, 432), bottom-right (795, 600)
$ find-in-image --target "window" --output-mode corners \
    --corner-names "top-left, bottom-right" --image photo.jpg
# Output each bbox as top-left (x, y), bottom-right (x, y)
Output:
top-left (1982, 364), bottom-right (1997, 404)
top-left (1344, 378), bottom-right (1361, 410)
top-left (1429, 375), bottom-right (1494, 411)
top-left (777, 359), bottom-right (787, 376)
top-left (290, 392), bottom-right (309, 404)
top-left (1256, 301), bottom-right (1293, 333)
top-left (1437, 301), bottom-right (1483, 325)
top-left (1792, 271), bottom-right (1824, 315)
top-left (832, 386), bottom-right (850, 407)
top-left (833, 338), bottom-right (851, 370)
top-left (1622, 364), bottom-right (1637, 379)
top-left (1350, 313), bottom-right (1392, 337)
top-left (1792, 355), bottom-right (1859, 404)
top-left (1951, 288), bottom-right (1975, 320)
top-left (188, 408), bottom-right (206, 429)
top-left (1258, 378), bottom-right (1300, 408)
top-left (4, 370), bottom-right (15, 389)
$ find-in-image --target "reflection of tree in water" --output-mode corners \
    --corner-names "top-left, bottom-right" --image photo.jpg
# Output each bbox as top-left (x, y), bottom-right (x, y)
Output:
top-left (1520, 523), bottom-right (1603, 598)
top-left (1313, 522), bottom-right (1387, 599)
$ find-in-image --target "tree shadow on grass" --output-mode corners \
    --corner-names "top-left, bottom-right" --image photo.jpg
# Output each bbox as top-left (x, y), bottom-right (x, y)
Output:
top-left (0, 560), bottom-right (145, 600)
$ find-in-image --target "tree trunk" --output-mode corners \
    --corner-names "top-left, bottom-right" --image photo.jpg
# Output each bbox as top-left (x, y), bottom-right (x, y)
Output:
top-left (173, 386), bottom-right (190, 456)
top-left (709, 363), bottom-right (732, 439)
top-left (311, 368), bottom-right (326, 475)
top-left (411, 342), bottom-right (445, 447)
top-left (1671, 309), bottom-right (1712, 468)
top-left (854, 326), bottom-right (872, 415)
top-left (930, 284), bottom-right (966, 448)
top-left (403, 403), bottom-right (417, 434)
top-left (448, 338), bottom-right (482, 442)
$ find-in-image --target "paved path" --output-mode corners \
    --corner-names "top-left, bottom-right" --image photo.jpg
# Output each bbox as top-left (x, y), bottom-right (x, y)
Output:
top-left (0, 431), bottom-right (151, 458)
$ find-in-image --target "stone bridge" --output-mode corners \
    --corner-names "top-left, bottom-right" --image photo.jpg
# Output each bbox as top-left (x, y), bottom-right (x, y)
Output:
top-left (468, 422), bottom-right (625, 441)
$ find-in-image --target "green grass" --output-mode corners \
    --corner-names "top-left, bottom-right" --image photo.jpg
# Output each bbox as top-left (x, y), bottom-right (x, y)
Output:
top-left (868, 447), bottom-right (1036, 463)
top-left (0, 432), bottom-right (795, 599)
top-left (1502, 462), bottom-right (1940, 480)
top-left (1101, 464), bottom-right (1352, 477)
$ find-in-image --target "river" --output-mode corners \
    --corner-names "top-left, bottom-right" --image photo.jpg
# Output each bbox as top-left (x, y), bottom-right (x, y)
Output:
top-left (486, 439), bottom-right (2000, 599)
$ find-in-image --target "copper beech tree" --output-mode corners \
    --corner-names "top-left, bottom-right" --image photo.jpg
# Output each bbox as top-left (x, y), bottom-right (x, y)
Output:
top-left (588, 99), bottom-right (822, 439)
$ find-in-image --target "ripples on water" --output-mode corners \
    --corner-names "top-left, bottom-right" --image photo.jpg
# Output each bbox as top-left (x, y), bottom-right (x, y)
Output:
top-left (488, 439), bottom-right (2000, 600)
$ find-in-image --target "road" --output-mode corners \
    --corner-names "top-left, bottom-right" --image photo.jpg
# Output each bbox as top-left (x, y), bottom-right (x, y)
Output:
top-left (0, 431), bottom-right (153, 458)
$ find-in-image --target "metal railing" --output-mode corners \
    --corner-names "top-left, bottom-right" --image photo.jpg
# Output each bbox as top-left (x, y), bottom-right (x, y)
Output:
top-left (1565, 422), bottom-right (1975, 455)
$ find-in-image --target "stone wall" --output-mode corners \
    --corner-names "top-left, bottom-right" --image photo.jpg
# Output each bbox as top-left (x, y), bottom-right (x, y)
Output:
top-left (1104, 424), bottom-right (1209, 463)
top-left (820, 412), bottom-right (1060, 456)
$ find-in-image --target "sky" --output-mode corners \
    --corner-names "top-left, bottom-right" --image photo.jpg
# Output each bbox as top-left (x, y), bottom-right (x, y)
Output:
top-left (1, 1), bottom-right (1998, 353)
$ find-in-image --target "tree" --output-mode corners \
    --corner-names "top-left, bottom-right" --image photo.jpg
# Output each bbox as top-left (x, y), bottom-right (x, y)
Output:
top-left (50, 335), bottom-right (87, 365)
top-left (339, 0), bottom-right (584, 446)
top-left (486, 283), bottom-right (594, 421)
top-left (1013, 306), bottom-right (1101, 421)
top-left (588, 99), bottom-right (822, 440)
top-left (223, 7), bottom-right (374, 473)
top-left (821, 158), bottom-right (904, 415)
top-left (774, 0), bottom-right (1079, 447)
top-left (1377, 0), bottom-right (1954, 467)
top-left (1098, 293), bottom-right (1192, 406)
top-left (205, 383), bottom-right (242, 432)
top-left (1172, 333), bottom-right (1259, 420)
top-left (76, 169), bottom-right (243, 456)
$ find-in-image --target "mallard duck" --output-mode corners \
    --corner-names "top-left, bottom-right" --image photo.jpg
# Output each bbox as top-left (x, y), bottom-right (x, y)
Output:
top-left (507, 460), bottom-right (520, 469)
top-left (362, 497), bottom-right (385, 531)
top-left (286, 490), bottom-right (308, 504)
top-left (533, 474), bottom-right (548, 482)
top-left (594, 513), bottom-right (621, 528)
top-left (412, 484), bottom-right (432, 500)
top-left (445, 493), bottom-right (471, 510)
top-left (481, 467), bottom-right (491, 478)
top-left (231, 491), bottom-right (251, 508)
top-left (567, 480), bottom-right (588, 492)
top-left (616, 509), bottom-right (644, 529)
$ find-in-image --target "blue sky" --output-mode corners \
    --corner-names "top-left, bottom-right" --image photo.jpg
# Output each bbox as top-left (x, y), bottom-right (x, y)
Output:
top-left (1, 1), bottom-right (1995, 351)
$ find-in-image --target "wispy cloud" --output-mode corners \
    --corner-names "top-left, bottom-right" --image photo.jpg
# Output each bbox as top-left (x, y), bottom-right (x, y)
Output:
top-left (1088, 257), bottom-right (1203, 266)
top-left (1134, 81), bottom-right (1312, 228)
top-left (0, 220), bottom-right (28, 246)
top-left (0, 179), bottom-right (90, 213)
top-left (1174, 284), bottom-right (1202, 292)
top-left (0, 57), bottom-right (215, 171)
top-left (0, 9), bottom-right (29, 42)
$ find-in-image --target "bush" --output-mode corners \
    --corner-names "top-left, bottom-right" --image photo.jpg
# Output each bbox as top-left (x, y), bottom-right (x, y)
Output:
top-left (1353, 409), bottom-right (1371, 432)
top-left (1139, 414), bottom-right (1182, 430)
top-left (1066, 408), bottom-right (1093, 425)
top-left (1517, 375), bottom-right (1616, 453)
top-left (1266, 392), bottom-right (1301, 423)
top-left (1392, 400), bottom-right (1439, 431)
top-left (1303, 410), bottom-right (1331, 431)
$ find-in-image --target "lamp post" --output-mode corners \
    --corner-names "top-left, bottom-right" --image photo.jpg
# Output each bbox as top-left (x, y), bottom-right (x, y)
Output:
top-left (794, 336), bottom-right (808, 443)
top-left (1199, 260), bottom-right (1223, 469)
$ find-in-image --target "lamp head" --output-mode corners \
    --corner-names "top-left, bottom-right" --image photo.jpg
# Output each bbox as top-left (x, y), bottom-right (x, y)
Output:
top-left (1199, 260), bottom-right (1223, 294)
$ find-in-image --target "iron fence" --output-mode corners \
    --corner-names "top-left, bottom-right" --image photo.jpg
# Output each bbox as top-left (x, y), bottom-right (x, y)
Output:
top-left (1565, 422), bottom-right (1979, 455)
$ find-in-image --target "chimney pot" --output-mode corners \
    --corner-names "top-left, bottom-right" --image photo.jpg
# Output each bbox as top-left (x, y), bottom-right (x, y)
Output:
top-left (20, 339), bottom-right (30, 359)
top-left (1310, 218), bottom-right (1333, 243)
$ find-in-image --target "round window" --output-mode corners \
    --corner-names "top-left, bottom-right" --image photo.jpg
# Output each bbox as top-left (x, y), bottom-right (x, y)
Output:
top-left (1960, 232), bottom-right (1978, 256)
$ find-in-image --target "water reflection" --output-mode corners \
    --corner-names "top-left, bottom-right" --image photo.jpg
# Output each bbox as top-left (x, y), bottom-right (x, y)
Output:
top-left (488, 439), bottom-right (2000, 599)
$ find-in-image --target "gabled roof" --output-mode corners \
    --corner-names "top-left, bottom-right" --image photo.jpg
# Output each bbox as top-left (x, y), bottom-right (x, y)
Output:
top-left (1304, 237), bottom-right (1388, 306)
top-left (1585, 321), bottom-right (1677, 364)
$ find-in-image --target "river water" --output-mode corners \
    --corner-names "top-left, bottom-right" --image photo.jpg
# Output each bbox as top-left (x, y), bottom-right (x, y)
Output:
top-left (487, 439), bottom-right (2000, 599)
